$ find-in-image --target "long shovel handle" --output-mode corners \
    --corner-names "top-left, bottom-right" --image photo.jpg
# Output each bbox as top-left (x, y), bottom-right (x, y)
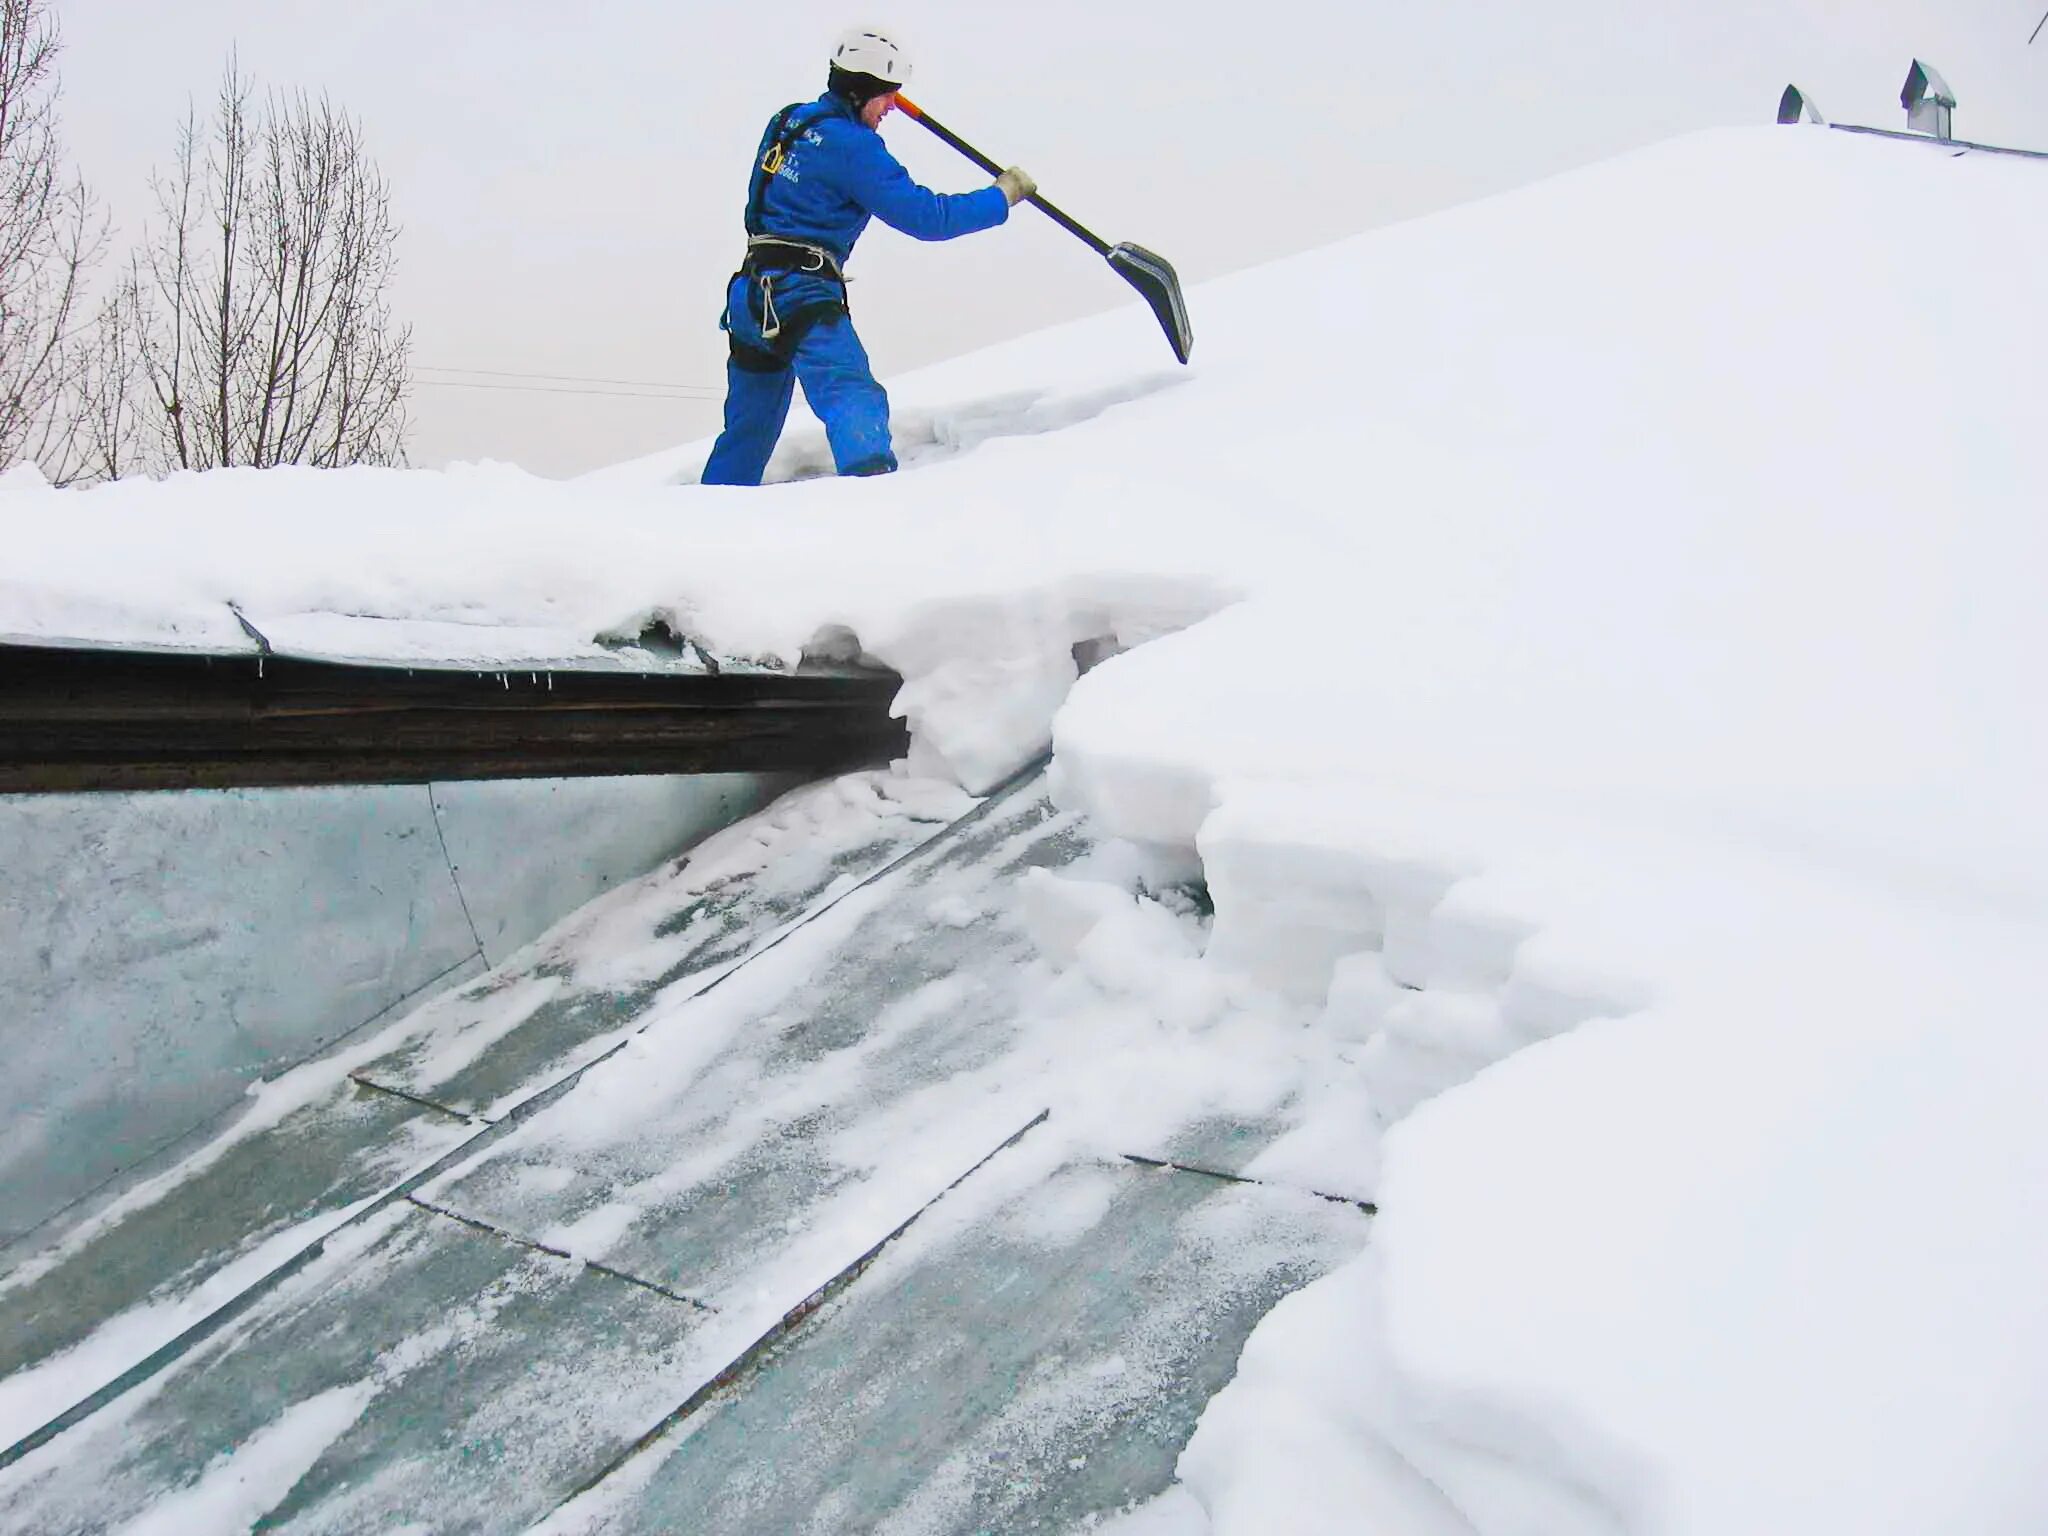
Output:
top-left (896, 97), bottom-right (1111, 257)
top-left (895, 95), bottom-right (1193, 364)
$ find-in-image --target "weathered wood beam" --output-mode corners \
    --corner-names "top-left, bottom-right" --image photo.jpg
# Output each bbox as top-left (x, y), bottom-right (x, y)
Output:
top-left (0, 644), bottom-right (909, 793)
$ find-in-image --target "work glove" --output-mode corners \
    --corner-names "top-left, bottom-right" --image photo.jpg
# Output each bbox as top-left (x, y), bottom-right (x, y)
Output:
top-left (995, 166), bottom-right (1037, 207)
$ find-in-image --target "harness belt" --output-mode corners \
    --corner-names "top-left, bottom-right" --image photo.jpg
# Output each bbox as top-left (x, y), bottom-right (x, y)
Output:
top-left (740, 238), bottom-right (846, 346)
top-left (743, 236), bottom-right (844, 280)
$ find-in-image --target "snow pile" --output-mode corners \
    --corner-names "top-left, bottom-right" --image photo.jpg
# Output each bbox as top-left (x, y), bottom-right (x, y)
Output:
top-left (1163, 798), bottom-right (2048, 1534)
top-left (1042, 130), bottom-right (2048, 1533)
top-left (5, 123), bottom-right (2045, 1530)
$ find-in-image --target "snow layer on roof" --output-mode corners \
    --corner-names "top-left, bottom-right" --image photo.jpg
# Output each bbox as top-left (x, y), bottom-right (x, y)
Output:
top-left (3, 124), bottom-right (2045, 1530)
top-left (0, 414), bottom-right (1251, 787)
top-left (1042, 129), bottom-right (2048, 1534)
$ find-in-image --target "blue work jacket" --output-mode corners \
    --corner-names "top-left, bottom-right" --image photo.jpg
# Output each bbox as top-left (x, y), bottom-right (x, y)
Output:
top-left (723, 91), bottom-right (1009, 359)
top-left (746, 90), bottom-right (1010, 264)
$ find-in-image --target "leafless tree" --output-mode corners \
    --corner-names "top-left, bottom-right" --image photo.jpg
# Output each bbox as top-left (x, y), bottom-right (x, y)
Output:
top-left (121, 60), bottom-right (410, 473)
top-left (69, 285), bottom-right (143, 482)
top-left (0, 0), bottom-right (101, 480)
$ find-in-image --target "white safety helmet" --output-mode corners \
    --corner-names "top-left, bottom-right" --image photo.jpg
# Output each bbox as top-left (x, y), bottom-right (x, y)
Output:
top-left (831, 26), bottom-right (913, 88)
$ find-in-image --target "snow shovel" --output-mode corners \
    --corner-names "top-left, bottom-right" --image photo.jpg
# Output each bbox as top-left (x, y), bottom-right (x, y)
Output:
top-left (896, 97), bottom-right (1193, 365)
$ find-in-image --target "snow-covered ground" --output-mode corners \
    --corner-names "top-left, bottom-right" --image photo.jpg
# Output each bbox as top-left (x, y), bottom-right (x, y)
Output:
top-left (5, 124), bottom-right (2045, 1531)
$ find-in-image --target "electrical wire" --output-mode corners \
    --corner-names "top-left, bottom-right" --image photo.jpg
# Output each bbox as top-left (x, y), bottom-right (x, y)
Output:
top-left (416, 364), bottom-right (722, 393)
top-left (407, 382), bottom-right (720, 405)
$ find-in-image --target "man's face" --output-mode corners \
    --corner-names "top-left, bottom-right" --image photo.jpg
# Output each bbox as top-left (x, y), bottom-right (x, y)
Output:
top-left (860, 92), bottom-right (898, 129)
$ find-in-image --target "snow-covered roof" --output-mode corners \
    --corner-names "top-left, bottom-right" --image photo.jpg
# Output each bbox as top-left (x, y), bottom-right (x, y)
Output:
top-left (4, 123), bottom-right (2045, 1530)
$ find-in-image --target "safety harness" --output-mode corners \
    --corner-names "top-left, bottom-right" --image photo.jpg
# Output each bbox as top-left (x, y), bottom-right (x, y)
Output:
top-left (728, 103), bottom-right (850, 367)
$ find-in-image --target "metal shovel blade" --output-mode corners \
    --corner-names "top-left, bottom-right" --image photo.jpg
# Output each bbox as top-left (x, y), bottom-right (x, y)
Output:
top-left (1107, 243), bottom-right (1194, 365)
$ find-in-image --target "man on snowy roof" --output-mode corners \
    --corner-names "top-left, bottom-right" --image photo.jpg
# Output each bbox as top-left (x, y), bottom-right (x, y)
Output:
top-left (700, 27), bottom-right (1034, 486)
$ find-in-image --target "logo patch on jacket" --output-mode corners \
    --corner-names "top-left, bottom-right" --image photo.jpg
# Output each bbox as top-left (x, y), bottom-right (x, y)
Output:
top-left (761, 131), bottom-right (815, 185)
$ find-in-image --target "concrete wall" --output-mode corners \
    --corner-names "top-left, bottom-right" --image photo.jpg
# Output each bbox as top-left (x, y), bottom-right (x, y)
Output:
top-left (0, 772), bottom-right (788, 1244)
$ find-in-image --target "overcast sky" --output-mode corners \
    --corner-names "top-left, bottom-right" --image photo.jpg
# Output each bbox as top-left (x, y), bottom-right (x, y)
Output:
top-left (45, 1), bottom-right (2048, 476)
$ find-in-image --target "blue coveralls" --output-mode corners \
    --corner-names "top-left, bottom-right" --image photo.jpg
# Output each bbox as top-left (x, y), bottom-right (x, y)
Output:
top-left (700, 91), bottom-right (1010, 486)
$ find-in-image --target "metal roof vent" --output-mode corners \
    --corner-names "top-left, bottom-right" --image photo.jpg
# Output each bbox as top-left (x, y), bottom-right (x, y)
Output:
top-left (1902, 59), bottom-right (1955, 139)
top-left (1777, 85), bottom-right (1826, 125)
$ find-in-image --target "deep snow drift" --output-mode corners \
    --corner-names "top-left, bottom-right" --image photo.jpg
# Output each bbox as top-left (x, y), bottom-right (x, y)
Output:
top-left (5, 124), bottom-right (2046, 1532)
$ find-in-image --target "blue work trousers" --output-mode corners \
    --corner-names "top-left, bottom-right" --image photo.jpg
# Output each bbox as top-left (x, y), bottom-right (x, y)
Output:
top-left (701, 282), bottom-right (897, 486)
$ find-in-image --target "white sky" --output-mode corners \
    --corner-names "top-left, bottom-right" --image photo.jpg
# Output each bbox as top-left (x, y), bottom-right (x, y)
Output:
top-left (46, 0), bottom-right (2048, 477)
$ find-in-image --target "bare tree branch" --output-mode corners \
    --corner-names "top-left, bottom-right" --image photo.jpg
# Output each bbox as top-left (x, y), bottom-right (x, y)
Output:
top-left (0, 0), bottom-right (104, 481)
top-left (118, 57), bottom-right (410, 475)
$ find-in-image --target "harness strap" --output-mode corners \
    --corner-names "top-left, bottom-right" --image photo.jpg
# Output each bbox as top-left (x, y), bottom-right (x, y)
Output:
top-left (744, 103), bottom-right (839, 238)
top-left (744, 106), bottom-right (798, 239)
top-left (731, 99), bottom-right (854, 356)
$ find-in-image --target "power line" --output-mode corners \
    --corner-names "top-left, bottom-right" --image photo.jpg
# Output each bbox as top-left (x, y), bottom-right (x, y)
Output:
top-left (416, 364), bottom-right (722, 393)
top-left (412, 377), bottom-right (722, 401)
top-left (2032, 6), bottom-right (2047, 44)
